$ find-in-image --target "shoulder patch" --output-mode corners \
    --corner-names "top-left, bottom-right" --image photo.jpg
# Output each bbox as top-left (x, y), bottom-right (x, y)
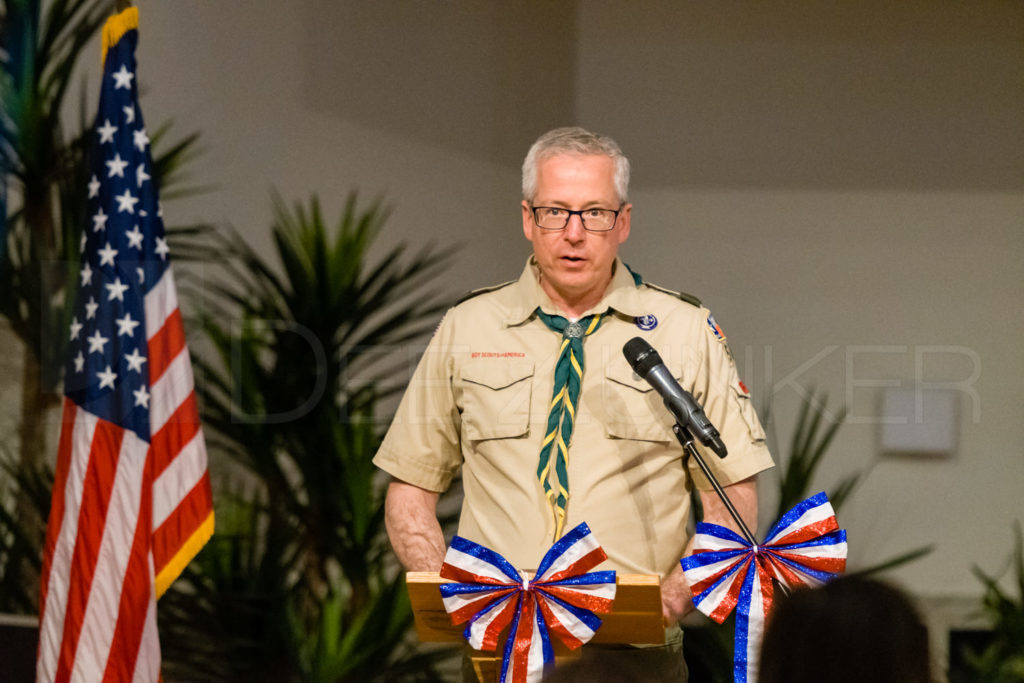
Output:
top-left (456, 280), bottom-right (516, 306)
top-left (641, 282), bottom-right (702, 308)
top-left (706, 312), bottom-right (727, 343)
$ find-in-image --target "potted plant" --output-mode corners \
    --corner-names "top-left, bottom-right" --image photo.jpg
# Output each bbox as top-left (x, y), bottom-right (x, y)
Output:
top-left (958, 523), bottom-right (1024, 682)
top-left (158, 193), bottom-right (458, 681)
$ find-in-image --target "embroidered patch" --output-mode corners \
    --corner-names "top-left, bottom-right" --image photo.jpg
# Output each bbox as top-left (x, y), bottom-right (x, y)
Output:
top-left (635, 314), bottom-right (658, 331)
top-left (471, 351), bottom-right (527, 358)
top-left (707, 313), bottom-right (726, 343)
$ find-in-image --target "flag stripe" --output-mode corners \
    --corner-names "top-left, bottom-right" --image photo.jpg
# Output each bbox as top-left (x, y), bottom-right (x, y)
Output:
top-left (143, 268), bottom-right (177, 344)
top-left (147, 307), bottom-right (186, 386)
top-left (155, 512), bottom-right (214, 600)
top-left (71, 430), bottom-right (149, 683)
top-left (152, 472), bottom-right (213, 589)
top-left (152, 430), bottom-right (206, 527)
top-left (130, 587), bottom-right (160, 683)
top-left (38, 408), bottom-right (98, 682)
top-left (102, 448), bottom-right (155, 683)
top-left (148, 351), bottom-right (195, 436)
top-left (56, 418), bottom-right (125, 683)
top-left (39, 400), bottom-right (78, 623)
top-left (149, 391), bottom-right (200, 479)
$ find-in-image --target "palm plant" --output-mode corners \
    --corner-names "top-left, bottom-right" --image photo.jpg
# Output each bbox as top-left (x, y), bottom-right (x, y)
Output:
top-left (770, 391), bottom-right (932, 574)
top-left (0, 447), bottom-right (53, 613)
top-left (771, 392), bottom-right (856, 519)
top-left (2, 0), bottom-right (113, 495)
top-left (960, 522), bottom-right (1024, 682)
top-left (159, 192), bottom-right (457, 681)
top-left (158, 487), bottom-right (299, 682)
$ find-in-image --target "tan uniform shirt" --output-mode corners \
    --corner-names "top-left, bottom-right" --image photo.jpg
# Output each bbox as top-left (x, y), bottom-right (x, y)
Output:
top-left (374, 258), bottom-right (774, 577)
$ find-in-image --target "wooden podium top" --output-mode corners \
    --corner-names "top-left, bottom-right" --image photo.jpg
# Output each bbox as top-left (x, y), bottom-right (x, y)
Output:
top-left (406, 572), bottom-right (664, 648)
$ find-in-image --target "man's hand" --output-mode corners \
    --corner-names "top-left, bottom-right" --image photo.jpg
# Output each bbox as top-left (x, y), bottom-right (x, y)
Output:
top-left (384, 478), bottom-right (446, 572)
top-left (660, 562), bottom-right (695, 625)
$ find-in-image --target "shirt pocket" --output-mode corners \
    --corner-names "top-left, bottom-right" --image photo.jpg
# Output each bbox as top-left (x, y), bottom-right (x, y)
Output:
top-left (602, 360), bottom-right (677, 443)
top-left (460, 358), bottom-right (535, 441)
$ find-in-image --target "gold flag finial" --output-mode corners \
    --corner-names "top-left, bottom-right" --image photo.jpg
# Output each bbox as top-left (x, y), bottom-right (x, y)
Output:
top-left (101, 4), bottom-right (139, 66)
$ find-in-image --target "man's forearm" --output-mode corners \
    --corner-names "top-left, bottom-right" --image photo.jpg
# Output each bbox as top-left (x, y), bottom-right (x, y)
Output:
top-left (700, 475), bottom-right (758, 536)
top-left (384, 479), bottom-right (446, 572)
top-left (662, 476), bottom-right (759, 624)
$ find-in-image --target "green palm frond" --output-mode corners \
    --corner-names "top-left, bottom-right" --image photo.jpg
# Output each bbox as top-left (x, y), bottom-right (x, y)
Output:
top-left (159, 489), bottom-right (301, 682)
top-left (0, 450), bottom-right (54, 613)
top-left (295, 576), bottom-right (453, 683)
top-left (962, 522), bottom-right (1024, 681)
top-left (847, 545), bottom-right (935, 578)
top-left (197, 192), bottom-right (451, 432)
top-left (774, 391), bottom-right (854, 520)
top-left (189, 191), bottom-right (458, 680)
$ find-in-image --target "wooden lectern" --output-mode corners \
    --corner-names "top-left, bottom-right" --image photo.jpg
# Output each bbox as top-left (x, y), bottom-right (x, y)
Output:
top-left (407, 572), bottom-right (664, 683)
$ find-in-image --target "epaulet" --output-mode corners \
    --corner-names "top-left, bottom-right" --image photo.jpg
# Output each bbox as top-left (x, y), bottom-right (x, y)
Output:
top-left (641, 282), bottom-right (702, 308)
top-left (456, 280), bottom-right (516, 306)
top-left (622, 262), bottom-right (701, 308)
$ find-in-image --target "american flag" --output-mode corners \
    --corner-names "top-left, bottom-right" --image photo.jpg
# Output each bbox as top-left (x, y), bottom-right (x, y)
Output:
top-left (36, 9), bottom-right (213, 682)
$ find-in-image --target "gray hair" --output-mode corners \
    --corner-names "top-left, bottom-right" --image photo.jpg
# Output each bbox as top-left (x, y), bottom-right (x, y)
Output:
top-left (521, 126), bottom-right (631, 204)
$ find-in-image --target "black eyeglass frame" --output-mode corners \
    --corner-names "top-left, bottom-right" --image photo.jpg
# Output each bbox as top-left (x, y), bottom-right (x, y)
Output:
top-left (529, 205), bottom-right (624, 232)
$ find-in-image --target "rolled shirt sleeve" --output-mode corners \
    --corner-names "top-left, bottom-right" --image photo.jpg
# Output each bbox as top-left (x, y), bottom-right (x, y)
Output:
top-left (685, 308), bottom-right (774, 490)
top-left (373, 311), bottom-right (464, 492)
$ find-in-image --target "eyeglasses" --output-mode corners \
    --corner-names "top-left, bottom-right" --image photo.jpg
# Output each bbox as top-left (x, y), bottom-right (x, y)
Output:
top-left (530, 205), bottom-right (622, 232)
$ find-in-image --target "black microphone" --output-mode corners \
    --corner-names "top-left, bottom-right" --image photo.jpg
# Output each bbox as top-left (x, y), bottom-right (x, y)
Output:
top-left (622, 337), bottom-right (728, 458)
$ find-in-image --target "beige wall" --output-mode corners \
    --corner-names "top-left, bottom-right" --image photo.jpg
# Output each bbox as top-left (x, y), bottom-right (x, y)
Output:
top-left (53, 0), bottom-right (1023, 605)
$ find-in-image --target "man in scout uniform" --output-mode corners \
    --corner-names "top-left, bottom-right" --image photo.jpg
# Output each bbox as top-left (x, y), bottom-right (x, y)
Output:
top-left (374, 127), bottom-right (774, 677)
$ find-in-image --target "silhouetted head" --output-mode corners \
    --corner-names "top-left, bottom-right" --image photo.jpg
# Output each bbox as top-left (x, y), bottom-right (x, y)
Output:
top-left (759, 575), bottom-right (933, 683)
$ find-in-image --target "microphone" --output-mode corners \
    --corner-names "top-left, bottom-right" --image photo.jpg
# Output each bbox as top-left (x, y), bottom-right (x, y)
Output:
top-left (622, 337), bottom-right (728, 458)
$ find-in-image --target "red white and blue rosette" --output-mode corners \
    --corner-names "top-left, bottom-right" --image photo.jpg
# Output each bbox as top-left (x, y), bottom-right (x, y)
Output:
top-left (439, 522), bottom-right (616, 683)
top-left (681, 492), bottom-right (848, 683)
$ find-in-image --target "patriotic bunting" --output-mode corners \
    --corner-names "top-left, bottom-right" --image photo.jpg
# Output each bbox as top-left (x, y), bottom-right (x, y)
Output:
top-left (681, 492), bottom-right (848, 683)
top-left (439, 522), bottom-right (616, 683)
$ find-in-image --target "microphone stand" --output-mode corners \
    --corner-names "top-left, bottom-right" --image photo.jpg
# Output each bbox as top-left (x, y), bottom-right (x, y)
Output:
top-left (672, 422), bottom-right (790, 597)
